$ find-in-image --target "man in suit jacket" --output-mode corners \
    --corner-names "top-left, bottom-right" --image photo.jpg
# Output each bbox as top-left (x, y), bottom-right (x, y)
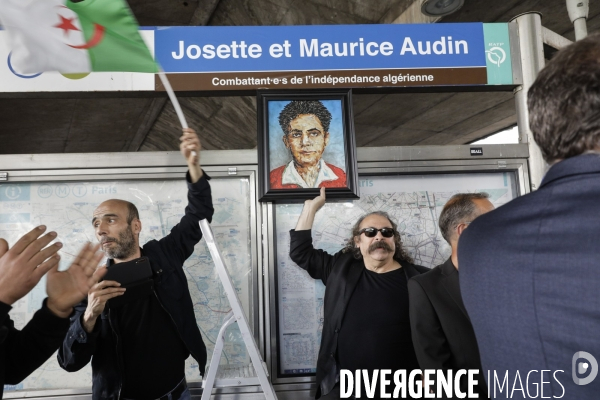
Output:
top-left (458, 34), bottom-right (600, 399)
top-left (408, 193), bottom-right (493, 399)
top-left (290, 188), bottom-right (428, 399)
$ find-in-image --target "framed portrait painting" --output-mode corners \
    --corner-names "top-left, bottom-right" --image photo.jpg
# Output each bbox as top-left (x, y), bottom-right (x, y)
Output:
top-left (257, 89), bottom-right (359, 202)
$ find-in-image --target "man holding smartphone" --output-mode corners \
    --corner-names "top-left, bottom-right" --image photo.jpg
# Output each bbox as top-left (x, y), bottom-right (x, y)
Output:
top-left (59, 129), bottom-right (213, 400)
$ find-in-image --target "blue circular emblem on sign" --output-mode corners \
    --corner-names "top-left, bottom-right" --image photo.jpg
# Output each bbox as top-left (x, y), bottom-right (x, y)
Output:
top-left (7, 52), bottom-right (42, 79)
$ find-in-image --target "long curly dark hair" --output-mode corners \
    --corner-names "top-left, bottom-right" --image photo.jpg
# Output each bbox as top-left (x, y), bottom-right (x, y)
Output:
top-left (342, 211), bottom-right (414, 264)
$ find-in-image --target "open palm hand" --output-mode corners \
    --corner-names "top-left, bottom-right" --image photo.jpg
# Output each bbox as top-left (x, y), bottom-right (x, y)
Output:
top-left (46, 243), bottom-right (106, 318)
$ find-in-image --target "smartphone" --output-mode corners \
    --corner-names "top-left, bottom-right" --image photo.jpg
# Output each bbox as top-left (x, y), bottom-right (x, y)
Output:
top-left (102, 256), bottom-right (154, 308)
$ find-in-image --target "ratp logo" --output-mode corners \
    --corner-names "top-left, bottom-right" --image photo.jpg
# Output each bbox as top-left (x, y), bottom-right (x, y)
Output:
top-left (486, 46), bottom-right (506, 67)
top-left (572, 351), bottom-right (598, 385)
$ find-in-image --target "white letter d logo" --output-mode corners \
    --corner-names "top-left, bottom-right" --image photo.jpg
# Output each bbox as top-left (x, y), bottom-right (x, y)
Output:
top-left (572, 351), bottom-right (598, 385)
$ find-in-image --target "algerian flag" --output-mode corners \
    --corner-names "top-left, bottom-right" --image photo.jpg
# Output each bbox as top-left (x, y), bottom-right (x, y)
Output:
top-left (0, 0), bottom-right (157, 74)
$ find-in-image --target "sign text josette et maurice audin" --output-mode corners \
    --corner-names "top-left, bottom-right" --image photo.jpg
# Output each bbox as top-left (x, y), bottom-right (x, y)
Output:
top-left (154, 23), bottom-right (514, 91)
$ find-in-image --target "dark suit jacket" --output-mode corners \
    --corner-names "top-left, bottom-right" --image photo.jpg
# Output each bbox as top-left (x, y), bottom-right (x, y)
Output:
top-left (458, 154), bottom-right (600, 399)
top-left (289, 229), bottom-right (429, 398)
top-left (408, 258), bottom-right (488, 399)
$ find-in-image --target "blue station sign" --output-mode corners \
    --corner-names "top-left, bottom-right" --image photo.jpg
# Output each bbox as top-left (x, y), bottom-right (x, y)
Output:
top-left (154, 22), bottom-right (515, 91)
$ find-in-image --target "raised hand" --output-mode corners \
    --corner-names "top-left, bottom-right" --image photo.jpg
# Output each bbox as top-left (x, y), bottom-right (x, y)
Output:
top-left (46, 242), bottom-right (107, 318)
top-left (0, 226), bottom-right (62, 306)
top-left (295, 188), bottom-right (326, 231)
top-left (305, 187), bottom-right (326, 213)
top-left (180, 128), bottom-right (201, 165)
top-left (180, 128), bottom-right (203, 183)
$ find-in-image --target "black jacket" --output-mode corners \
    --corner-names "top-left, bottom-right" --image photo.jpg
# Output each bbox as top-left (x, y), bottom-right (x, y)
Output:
top-left (58, 172), bottom-right (214, 400)
top-left (408, 258), bottom-right (488, 399)
top-left (289, 229), bottom-right (428, 398)
top-left (0, 299), bottom-right (70, 398)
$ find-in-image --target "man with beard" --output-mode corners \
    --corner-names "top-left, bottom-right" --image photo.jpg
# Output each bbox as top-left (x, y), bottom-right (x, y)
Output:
top-left (58, 128), bottom-right (213, 400)
top-left (290, 188), bottom-right (428, 399)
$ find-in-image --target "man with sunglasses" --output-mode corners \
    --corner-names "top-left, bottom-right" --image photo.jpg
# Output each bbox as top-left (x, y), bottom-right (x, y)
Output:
top-left (290, 188), bottom-right (428, 399)
top-left (408, 193), bottom-right (494, 399)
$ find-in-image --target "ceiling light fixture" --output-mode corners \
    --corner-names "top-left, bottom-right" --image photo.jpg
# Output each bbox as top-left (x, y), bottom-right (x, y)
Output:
top-left (421, 0), bottom-right (465, 17)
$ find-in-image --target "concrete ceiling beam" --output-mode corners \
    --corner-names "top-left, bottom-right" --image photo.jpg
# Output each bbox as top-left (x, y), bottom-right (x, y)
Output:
top-left (189, 0), bottom-right (222, 26)
top-left (389, 0), bottom-right (440, 24)
top-left (123, 98), bottom-right (168, 152)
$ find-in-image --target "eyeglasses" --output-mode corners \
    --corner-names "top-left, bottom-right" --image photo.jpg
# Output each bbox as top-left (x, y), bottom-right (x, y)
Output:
top-left (358, 227), bottom-right (396, 238)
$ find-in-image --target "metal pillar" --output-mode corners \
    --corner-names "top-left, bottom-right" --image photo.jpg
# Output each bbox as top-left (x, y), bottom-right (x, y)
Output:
top-left (510, 12), bottom-right (547, 190)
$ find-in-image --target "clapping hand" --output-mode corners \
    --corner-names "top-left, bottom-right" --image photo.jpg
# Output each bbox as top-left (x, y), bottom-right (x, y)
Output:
top-left (0, 226), bottom-right (62, 306)
top-left (0, 227), bottom-right (106, 318)
top-left (46, 243), bottom-right (106, 318)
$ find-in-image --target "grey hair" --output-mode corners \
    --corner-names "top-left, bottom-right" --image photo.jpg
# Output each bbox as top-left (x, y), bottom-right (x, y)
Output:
top-left (342, 211), bottom-right (414, 264)
top-left (438, 192), bottom-right (490, 243)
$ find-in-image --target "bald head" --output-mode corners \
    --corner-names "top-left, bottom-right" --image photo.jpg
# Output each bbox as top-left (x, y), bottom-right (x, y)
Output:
top-left (93, 199), bottom-right (139, 225)
top-left (92, 199), bottom-right (141, 262)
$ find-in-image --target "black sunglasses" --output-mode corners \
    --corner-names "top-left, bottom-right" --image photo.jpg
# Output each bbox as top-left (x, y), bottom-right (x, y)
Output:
top-left (358, 227), bottom-right (396, 238)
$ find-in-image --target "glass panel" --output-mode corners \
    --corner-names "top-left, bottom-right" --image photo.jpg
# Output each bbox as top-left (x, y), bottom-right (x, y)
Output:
top-left (275, 172), bottom-right (518, 376)
top-left (1, 176), bottom-right (253, 392)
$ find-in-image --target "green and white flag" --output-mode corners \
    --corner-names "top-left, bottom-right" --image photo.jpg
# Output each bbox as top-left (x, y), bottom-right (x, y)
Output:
top-left (0, 0), bottom-right (157, 74)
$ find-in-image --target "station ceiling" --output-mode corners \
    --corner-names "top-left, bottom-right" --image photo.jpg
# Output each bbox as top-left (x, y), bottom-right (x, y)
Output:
top-left (1, 0), bottom-right (598, 155)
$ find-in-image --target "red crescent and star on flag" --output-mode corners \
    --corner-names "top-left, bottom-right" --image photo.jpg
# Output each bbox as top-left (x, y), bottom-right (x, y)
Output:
top-left (53, 6), bottom-right (105, 49)
top-left (54, 15), bottom-right (80, 36)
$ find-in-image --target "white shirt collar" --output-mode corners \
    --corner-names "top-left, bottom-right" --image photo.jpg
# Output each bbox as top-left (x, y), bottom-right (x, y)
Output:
top-left (281, 159), bottom-right (339, 188)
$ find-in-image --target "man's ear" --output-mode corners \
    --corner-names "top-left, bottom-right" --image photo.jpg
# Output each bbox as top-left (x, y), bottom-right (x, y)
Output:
top-left (324, 131), bottom-right (330, 147)
top-left (132, 219), bottom-right (142, 235)
top-left (282, 133), bottom-right (290, 149)
top-left (354, 235), bottom-right (360, 248)
top-left (456, 223), bottom-right (467, 237)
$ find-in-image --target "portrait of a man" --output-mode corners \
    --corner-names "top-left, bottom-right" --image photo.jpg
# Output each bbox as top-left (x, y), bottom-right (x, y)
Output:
top-left (269, 100), bottom-right (347, 189)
